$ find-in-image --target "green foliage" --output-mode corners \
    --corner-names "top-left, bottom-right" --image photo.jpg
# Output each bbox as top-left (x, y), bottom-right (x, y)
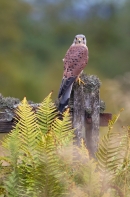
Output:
top-left (0, 94), bottom-right (74, 197)
top-left (96, 110), bottom-right (124, 187)
top-left (0, 95), bottom-right (130, 196)
top-left (37, 92), bottom-right (58, 134)
top-left (96, 109), bottom-right (130, 196)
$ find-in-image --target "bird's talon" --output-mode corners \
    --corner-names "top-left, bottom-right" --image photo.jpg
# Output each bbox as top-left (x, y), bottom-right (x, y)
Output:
top-left (77, 77), bottom-right (85, 85)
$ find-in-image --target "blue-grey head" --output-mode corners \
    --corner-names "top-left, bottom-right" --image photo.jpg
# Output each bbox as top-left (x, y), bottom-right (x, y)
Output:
top-left (73, 34), bottom-right (86, 45)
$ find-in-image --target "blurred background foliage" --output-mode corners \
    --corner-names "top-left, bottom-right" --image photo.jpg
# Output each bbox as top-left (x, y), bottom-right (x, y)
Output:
top-left (0, 0), bottom-right (130, 117)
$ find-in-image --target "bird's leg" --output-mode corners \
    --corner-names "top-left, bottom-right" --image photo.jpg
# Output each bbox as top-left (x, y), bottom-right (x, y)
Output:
top-left (76, 77), bottom-right (85, 85)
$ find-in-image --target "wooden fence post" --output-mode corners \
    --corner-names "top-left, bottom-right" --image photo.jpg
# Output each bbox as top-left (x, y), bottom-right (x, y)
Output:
top-left (70, 73), bottom-right (101, 157)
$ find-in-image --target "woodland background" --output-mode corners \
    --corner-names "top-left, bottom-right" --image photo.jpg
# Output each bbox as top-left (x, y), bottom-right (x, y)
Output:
top-left (0, 0), bottom-right (130, 124)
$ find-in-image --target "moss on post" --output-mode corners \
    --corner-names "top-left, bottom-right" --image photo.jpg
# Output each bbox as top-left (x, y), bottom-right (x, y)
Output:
top-left (70, 73), bottom-right (101, 157)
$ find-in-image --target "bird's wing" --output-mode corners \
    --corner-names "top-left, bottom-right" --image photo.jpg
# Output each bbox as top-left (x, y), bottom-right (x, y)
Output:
top-left (58, 44), bottom-right (88, 98)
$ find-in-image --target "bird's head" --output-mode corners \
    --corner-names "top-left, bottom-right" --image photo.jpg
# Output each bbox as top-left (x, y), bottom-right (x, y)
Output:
top-left (73, 34), bottom-right (86, 45)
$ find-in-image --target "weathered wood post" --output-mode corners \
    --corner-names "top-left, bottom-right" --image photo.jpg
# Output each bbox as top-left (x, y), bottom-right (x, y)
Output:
top-left (70, 73), bottom-right (102, 157)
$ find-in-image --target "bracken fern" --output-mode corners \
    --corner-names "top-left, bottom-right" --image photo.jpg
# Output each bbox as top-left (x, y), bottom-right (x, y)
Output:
top-left (0, 94), bottom-right (73, 197)
top-left (1, 95), bottom-right (130, 197)
top-left (37, 92), bottom-right (58, 134)
top-left (96, 109), bottom-right (129, 196)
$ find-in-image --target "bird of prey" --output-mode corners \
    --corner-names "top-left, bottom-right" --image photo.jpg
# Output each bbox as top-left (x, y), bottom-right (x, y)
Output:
top-left (58, 34), bottom-right (89, 113)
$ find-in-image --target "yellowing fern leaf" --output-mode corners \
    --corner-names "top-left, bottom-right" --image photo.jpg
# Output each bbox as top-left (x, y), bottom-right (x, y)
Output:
top-left (37, 92), bottom-right (58, 134)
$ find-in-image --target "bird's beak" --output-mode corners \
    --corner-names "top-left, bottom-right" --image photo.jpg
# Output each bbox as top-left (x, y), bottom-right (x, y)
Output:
top-left (78, 38), bottom-right (82, 43)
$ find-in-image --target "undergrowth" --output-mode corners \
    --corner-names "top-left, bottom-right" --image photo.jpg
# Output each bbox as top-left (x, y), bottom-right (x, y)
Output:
top-left (0, 94), bottom-right (129, 197)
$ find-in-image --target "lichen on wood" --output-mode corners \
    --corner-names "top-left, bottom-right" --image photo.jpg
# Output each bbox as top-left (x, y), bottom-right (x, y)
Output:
top-left (0, 94), bottom-right (40, 131)
top-left (70, 73), bottom-right (101, 157)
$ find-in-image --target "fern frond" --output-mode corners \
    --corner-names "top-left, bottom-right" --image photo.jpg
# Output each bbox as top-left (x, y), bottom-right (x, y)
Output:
top-left (1, 129), bottom-right (20, 195)
top-left (34, 109), bottom-right (74, 196)
top-left (113, 126), bottom-right (130, 197)
top-left (4, 171), bottom-right (19, 197)
top-left (37, 92), bottom-right (58, 134)
top-left (96, 109), bottom-right (130, 197)
top-left (2, 127), bottom-right (20, 167)
top-left (96, 110), bottom-right (124, 193)
top-left (51, 109), bottom-right (74, 147)
top-left (15, 97), bottom-right (40, 161)
top-left (35, 131), bottom-right (68, 197)
top-left (108, 108), bottom-right (124, 131)
top-left (14, 97), bottom-right (42, 196)
top-left (1, 97), bottom-right (42, 196)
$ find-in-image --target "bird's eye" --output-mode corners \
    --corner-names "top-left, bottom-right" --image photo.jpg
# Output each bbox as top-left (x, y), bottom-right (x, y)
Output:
top-left (75, 37), bottom-right (77, 40)
top-left (83, 37), bottom-right (85, 40)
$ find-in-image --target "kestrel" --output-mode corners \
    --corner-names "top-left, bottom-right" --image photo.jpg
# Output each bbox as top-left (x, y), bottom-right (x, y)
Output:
top-left (58, 34), bottom-right (89, 113)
